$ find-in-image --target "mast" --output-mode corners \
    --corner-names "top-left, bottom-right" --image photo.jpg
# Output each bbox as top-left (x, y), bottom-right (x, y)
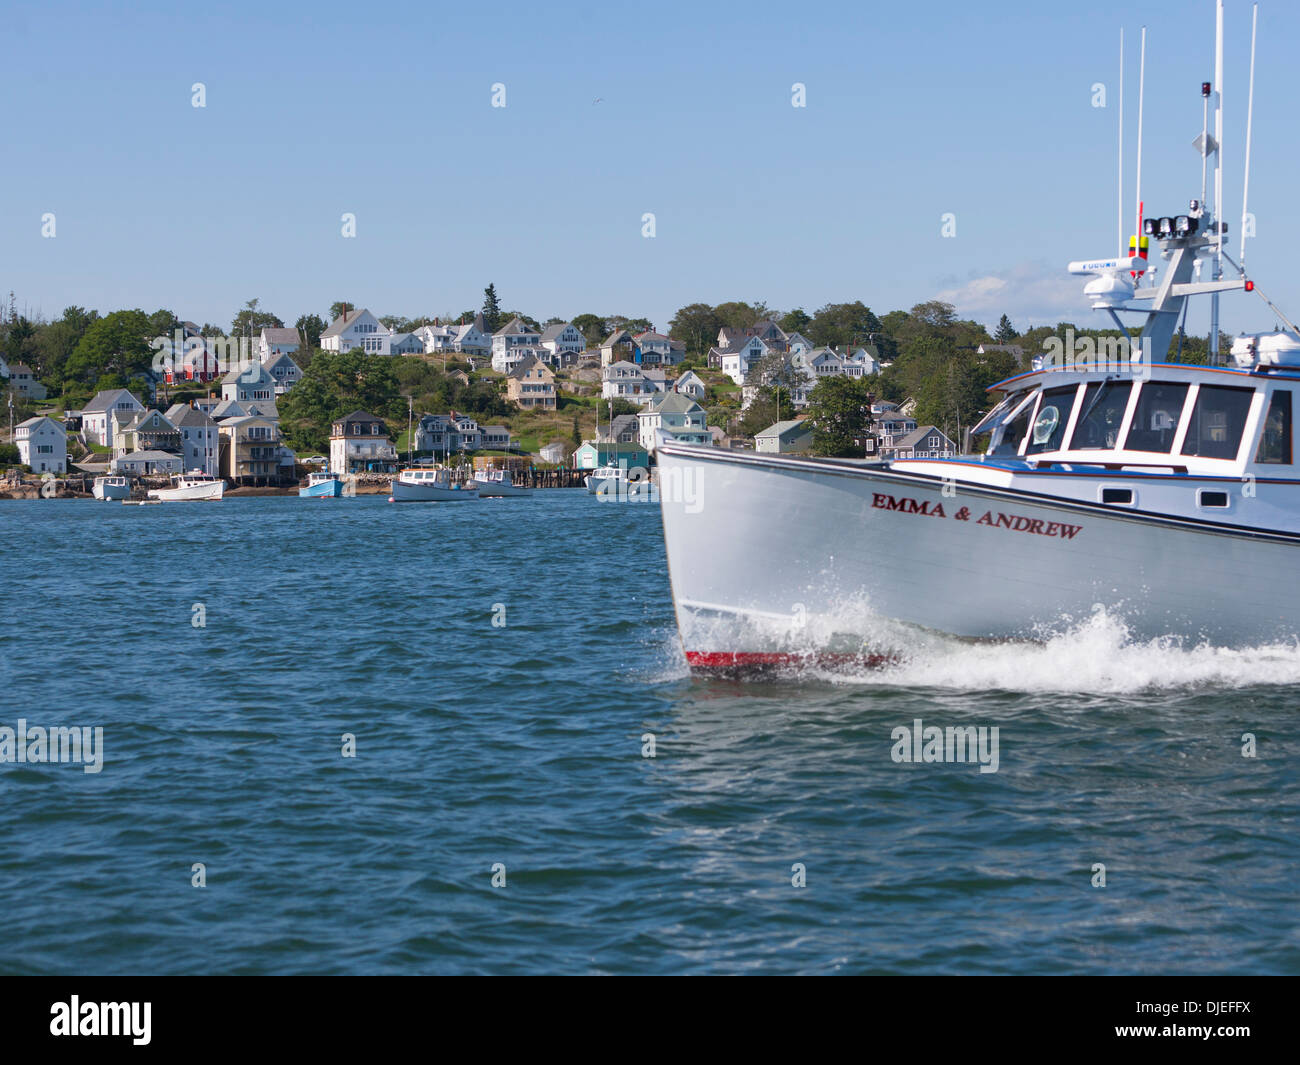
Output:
top-left (1118, 28), bottom-right (1125, 257)
top-left (1240, 2), bottom-right (1258, 269)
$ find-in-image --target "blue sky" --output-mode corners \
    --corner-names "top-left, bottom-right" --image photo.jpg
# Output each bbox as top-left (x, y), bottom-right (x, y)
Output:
top-left (3, 0), bottom-right (1293, 341)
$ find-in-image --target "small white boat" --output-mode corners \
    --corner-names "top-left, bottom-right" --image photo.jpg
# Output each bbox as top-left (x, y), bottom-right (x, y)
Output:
top-left (92, 475), bottom-right (131, 501)
top-left (585, 464), bottom-right (658, 501)
top-left (146, 471), bottom-right (225, 501)
top-left (389, 466), bottom-right (479, 502)
top-left (473, 469), bottom-right (532, 497)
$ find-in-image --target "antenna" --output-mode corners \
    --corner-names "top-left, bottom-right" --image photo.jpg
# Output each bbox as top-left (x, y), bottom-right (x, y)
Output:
top-left (1118, 27), bottom-right (1125, 257)
top-left (1135, 26), bottom-right (1146, 246)
top-left (1240, 2), bottom-right (1258, 267)
top-left (1211, 0), bottom-right (1225, 363)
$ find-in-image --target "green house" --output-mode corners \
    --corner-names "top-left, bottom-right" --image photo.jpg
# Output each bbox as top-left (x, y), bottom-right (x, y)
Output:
top-left (574, 440), bottom-right (650, 470)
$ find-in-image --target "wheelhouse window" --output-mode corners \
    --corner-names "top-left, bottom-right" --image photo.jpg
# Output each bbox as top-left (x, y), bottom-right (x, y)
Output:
top-left (1124, 382), bottom-right (1190, 453)
top-left (1069, 380), bottom-right (1133, 449)
top-left (988, 392), bottom-right (1036, 457)
top-left (1256, 389), bottom-right (1293, 464)
top-left (1180, 385), bottom-right (1254, 459)
top-left (1025, 386), bottom-right (1079, 454)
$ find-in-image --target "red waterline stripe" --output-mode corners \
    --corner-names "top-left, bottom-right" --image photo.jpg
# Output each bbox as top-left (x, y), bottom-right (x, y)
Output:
top-left (685, 651), bottom-right (895, 670)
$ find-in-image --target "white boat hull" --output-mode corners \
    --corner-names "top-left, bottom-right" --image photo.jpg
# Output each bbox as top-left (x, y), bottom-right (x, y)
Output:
top-left (474, 478), bottom-right (531, 498)
top-left (656, 443), bottom-right (1300, 664)
top-left (93, 479), bottom-right (130, 501)
top-left (146, 480), bottom-right (224, 501)
top-left (389, 479), bottom-right (478, 502)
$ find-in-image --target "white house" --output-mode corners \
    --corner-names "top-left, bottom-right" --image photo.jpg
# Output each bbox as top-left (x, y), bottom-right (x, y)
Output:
top-left (538, 441), bottom-right (567, 464)
top-left (673, 370), bottom-right (706, 401)
top-left (842, 347), bottom-right (881, 377)
top-left (638, 392), bottom-right (711, 452)
top-left (319, 308), bottom-right (389, 353)
top-left (329, 410), bottom-right (397, 474)
top-left (716, 336), bottom-right (775, 385)
top-left (166, 403), bottom-right (221, 475)
top-left (540, 322), bottom-right (586, 359)
top-left (257, 326), bottom-right (301, 363)
top-left (601, 361), bottom-right (664, 407)
top-left (491, 317), bottom-right (542, 373)
top-left (454, 315), bottom-right (492, 356)
top-left (15, 416), bottom-right (66, 473)
top-left (81, 389), bottom-right (146, 447)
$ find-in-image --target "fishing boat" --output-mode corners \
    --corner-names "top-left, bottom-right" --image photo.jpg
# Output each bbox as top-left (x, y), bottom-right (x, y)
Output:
top-left (473, 468), bottom-right (532, 497)
top-left (658, 2), bottom-right (1300, 670)
top-left (299, 471), bottom-right (345, 498)
top-left (92, 475), bottom-right (130, 501)
top-left (585, 464), bottom-right (658, 501)
top-left (389, 466), bottom-right (479, 502)
top-left (146, 471), bottom-right (224, 501)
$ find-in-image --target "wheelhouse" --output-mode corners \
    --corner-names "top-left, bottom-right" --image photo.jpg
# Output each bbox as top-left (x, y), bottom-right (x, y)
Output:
top-left (970, 364), bottom-right (1294, 477)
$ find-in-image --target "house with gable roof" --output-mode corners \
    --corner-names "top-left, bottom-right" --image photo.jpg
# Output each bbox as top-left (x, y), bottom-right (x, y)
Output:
top-left (82, 389), bottom-right (146, 446)
top-left (320, 307), bottom-right (389, 353)
top-left (506, 354), bottom-right (556, 410)
top-left (491, 317), bottom-right (542, 373)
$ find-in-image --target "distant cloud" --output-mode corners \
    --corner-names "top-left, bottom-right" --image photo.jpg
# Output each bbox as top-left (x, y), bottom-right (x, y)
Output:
top-left (934, 261), bottom-right (1087, 330)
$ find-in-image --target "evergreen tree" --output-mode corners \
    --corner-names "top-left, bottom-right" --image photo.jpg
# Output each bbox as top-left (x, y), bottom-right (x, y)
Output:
top-left (994, 314), bottom-right (1019, 343)
top-left (482, 284), bottom-right (503, 334)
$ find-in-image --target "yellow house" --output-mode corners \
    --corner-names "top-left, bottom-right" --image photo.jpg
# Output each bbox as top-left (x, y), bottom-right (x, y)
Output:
top-left (506, 354), bottom-right (556, 410)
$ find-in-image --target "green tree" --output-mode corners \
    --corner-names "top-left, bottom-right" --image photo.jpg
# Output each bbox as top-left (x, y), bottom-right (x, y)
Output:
top-left (296, 313), bottom-right (326, 350)
top-left (230, 298), bottom-right (283, 339)
top-left (36, 306), bottom-right (99, 387)
top-left (713, 301), bottom-right (759, 330)
top-left (780, 307), bottom-right (812, 335)
top-left (994, 314), bottom-right (1019, 343)
top-left (328, 301), bottom-right (356, 323)
top-left (669, 303), bottom-right (723, 355)
top-left (804, 375), bottom-right (875, 457)
top-left (571, 414), bottom-right (582, 447)
top-left (66, 309), bottom-right (155, 385)
top-left (572, 314), bottom-right (605, 347)
top-left (808, 301), bottom-right (885, 351)
top-left (482, 284), bottom-right (503, 334)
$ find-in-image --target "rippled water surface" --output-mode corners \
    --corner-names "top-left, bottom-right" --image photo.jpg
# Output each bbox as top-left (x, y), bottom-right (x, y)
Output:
top-left (1, 494), bottom-right (1296, 974)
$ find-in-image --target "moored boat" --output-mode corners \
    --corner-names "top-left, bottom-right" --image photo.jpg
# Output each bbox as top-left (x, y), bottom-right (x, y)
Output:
top-left (473, 468), bottom-right (532, 497)
top-left (92, 475), bottom-right (130, 501)
top-left (389, 466), bottom-right (479, 502)
top-left (584, 463), bottom-right (658, 502)
top-left (299, 471), bottom-right (345, 498)
top-left (146, 471), bottom-right (224, 502)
